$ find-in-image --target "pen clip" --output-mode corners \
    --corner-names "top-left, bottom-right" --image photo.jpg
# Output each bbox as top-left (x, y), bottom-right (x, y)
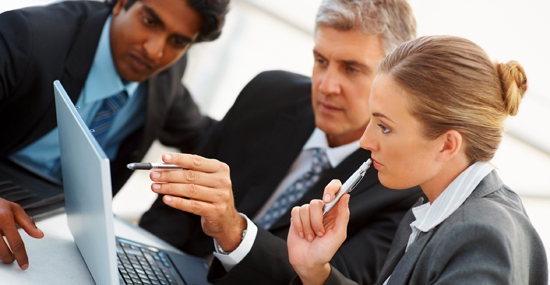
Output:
top-left (348, 173), bottom-right (365, 194)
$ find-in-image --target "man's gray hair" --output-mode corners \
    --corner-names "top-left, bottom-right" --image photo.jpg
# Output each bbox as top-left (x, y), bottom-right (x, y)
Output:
top-left (315, 0), bottom-right (416, 55)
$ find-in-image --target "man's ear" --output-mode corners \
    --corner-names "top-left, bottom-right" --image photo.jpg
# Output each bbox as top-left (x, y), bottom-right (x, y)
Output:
top-left (112, 0), bottom-right (128, 16)
top-left (435, 130), bottom-right (462, 162)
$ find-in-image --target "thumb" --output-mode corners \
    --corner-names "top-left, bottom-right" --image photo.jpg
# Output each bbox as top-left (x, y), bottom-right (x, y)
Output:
top-left (323, 179), bottom-right (342, 203)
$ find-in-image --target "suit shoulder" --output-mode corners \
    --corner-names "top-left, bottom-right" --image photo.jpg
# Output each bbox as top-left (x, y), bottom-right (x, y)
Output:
top-left (232, 70), bottom-right (312, 109)
top-left (438, 188), bottom-right (536, 246)
top-left (3, 1), bottom-right (107, 23)
top-left (252, 70), bottom-right (311, 86)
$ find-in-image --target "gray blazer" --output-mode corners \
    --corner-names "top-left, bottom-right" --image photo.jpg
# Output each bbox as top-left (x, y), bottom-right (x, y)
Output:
top-left (317, 170), bottom-right (548, 285)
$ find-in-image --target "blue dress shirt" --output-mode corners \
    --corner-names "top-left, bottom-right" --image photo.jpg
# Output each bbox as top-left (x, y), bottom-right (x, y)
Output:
top-left (10, 15), bottom-right (146, 184)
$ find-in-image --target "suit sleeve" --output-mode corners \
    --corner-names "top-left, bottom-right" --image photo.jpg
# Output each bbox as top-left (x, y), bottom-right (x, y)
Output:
top-left (0, 10), bottom-right (32, 102)
top-left (208, 184), bottom-right (420, 285)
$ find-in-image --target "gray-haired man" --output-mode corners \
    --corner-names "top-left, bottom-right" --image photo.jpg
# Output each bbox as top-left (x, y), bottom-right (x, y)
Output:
top-left (140, 0), bottom-right (422, 284)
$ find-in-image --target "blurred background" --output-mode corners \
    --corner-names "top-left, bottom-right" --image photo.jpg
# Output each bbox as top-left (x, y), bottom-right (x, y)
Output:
top-left (3, 0), bottom-right (549, 277)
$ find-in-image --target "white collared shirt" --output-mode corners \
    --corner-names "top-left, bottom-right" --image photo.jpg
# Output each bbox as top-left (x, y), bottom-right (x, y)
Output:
top-left (213, 127), bottom-right (360, 271)
top-left (383, 161), bottom-right (495, 285)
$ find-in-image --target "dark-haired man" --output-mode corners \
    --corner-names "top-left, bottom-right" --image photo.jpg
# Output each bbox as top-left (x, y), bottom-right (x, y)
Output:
top-left (0, 0), bottom-right (229, 270)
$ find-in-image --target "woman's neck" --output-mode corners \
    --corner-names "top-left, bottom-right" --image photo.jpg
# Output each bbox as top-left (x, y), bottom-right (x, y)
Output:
top-left (421, 157), bottom-right (470, 204)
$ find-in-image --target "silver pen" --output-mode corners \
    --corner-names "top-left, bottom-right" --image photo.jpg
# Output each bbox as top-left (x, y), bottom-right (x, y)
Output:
top-left (126, 162), bottom-right (184, 170)
top-left (323, 159), bottom-right (372, 216)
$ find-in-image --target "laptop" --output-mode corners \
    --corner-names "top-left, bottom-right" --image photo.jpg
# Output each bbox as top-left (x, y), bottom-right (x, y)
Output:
top-left (53, 80), bottom-right (210, 285)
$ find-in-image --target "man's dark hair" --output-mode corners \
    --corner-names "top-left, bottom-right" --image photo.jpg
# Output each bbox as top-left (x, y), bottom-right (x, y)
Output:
top-left (106, 0), bottom-right (229, 42)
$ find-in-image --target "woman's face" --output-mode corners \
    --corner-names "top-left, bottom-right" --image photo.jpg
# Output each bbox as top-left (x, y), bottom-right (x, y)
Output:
top-left (360, 74), bottom-right (444, 191)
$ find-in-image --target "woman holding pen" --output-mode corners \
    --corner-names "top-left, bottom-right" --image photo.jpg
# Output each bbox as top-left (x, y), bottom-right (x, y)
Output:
top-left (287, 35), bottom-right (547, 284)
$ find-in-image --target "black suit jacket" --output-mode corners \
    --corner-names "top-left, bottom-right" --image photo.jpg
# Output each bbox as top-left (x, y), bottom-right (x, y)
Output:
top-left (0, 1), bottom-right (214, 193)
top-left (140, 71), bottom-right (424, 284)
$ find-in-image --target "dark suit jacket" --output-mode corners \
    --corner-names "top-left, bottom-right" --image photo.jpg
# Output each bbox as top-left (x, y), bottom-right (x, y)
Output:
top-left (0, 1), bottom-right (214, 193)
top-left (319, 170), bottom-right (548, 285)
top-left (139, 71), bottom-right (424, 284)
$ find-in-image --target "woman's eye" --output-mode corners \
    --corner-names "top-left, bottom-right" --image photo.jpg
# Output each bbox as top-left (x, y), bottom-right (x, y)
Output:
top-left (377, 123), bottom-right (390, 134)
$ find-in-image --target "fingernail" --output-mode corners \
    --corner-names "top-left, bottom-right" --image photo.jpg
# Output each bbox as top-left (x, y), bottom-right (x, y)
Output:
top-left (152, 184), bottom-right (160, 191)
top-left (37, 228), bottom-right (43, 234)
top-left (324, 194), bottom-right (331, 202)
top-left (299, 232), bottom-right (304, 238)
top-left (307, 234), bottom-right (313, 242)
top-left (21, 264), bottom-right (28, 270)
top-left (151, 172), bottom-right (160, 179)
top-left (317, 231), bottom-right (324, 237)
top-left (164, 153), bottom-right (172, 162)
top-left (164, 196), bottom-right (172, 202)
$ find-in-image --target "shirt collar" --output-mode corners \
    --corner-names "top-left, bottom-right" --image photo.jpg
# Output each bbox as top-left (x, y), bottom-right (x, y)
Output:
top-left (303, 127), bottom-right (360, 168)
top-left (83, 15), bottom-right (138, 104)
top-left (411, 161), bottom-right (495, 233)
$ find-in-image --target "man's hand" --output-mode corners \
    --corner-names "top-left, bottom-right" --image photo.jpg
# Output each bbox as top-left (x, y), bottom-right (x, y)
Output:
top-left (0, 198), bottom-right (44, 270)
top-left (150, 153), bottom-right (246, 252)
top-left (287, 180), bottom-right (350, 285)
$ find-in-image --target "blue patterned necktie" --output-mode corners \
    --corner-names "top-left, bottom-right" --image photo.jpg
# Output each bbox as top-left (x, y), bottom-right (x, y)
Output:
top-left (89, 90), bottom-right (128, 147)
top-left (257, 148), bottom-right (332, 229)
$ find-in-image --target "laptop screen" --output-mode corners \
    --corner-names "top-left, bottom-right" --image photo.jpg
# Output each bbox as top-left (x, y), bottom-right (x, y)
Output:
top-left (54, 80), bottom-right (119, 284)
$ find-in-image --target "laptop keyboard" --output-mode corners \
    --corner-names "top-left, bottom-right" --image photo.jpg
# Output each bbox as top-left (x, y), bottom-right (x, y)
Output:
top-left (116, 239), bottom-right (184, 285)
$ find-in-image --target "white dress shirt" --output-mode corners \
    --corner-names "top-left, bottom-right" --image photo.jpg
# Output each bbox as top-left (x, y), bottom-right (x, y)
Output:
top-left (383, 161), bottom-right (495, 285)
top-left (213, 127), bottom-right (360, 271)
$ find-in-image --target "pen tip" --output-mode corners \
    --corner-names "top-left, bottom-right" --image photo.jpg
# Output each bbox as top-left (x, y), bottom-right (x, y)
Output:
top-left (126, 163), bottom-right (135, 170)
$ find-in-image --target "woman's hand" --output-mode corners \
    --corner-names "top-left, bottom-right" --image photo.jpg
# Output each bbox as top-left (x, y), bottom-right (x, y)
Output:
top-left (287, 180), bottom-right (350, 285)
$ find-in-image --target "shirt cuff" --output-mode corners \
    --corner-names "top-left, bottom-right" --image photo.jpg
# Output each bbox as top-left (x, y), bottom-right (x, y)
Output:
top-left (212, 213), bottom-right (258, 272)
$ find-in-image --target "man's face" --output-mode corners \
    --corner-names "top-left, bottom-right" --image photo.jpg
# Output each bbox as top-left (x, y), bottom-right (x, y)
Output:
top-left (311, 26), bottom-right (386, 147)
top-left (110, 0), bottom-right (203, 82)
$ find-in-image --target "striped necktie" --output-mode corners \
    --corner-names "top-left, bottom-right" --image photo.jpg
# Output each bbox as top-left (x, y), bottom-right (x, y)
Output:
top-left (89, 90), bottom-right (128, 147)
top-left (257, 148), bottom-right (331, 229)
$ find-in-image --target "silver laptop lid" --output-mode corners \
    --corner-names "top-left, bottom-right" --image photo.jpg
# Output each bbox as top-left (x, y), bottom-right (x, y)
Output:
top-left (54, 80), bottom-right (119, 285)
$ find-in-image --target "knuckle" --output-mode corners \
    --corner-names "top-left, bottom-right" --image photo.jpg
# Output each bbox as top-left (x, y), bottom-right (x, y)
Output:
top-left (190, 200), bottom-right (202, 212)
top-left (187, 184), bottom-right (199, 198)
top-left (24, 216), bottom-right (36, 228)
top-left (0, 250), bottom-right (14, 263)
top-left (185, 170), bottom-right (199, 181)
top-left (9, 239), bottom-right (25, 254)
top-left (216, 190), bottom-right (229, 202)
top-left (218, 177), bottom-right (232, 189)
top-left (191, 155), bottom-right (204, 167)
top-left (219, 162), bottom-right (230, 173)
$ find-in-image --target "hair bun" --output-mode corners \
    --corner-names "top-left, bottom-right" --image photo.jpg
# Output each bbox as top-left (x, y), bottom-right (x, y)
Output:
top-left (495, 60), bottom-right (527, 116)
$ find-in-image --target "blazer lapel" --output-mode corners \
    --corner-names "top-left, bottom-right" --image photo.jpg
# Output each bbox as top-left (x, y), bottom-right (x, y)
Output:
top-left (386, 229), bottom-right (436, 285)
top-left (376, 198), bottom-right (424, 284)
top-left (60, 7), bottom-right (111, 103)
top-left (237, 97), bottom-right (315, 216)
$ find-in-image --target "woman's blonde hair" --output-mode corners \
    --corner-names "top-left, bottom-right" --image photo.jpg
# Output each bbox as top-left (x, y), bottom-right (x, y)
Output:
top-left (378, 35), bottom-right (527, 163)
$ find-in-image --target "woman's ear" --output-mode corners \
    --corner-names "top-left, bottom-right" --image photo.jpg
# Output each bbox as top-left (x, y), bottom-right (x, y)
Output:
top-left (435, 130), bottom-right (463, 162)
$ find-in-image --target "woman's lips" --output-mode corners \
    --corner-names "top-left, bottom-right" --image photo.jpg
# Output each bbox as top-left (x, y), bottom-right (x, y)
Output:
top-left (372, 158), bottom-right (384, 169)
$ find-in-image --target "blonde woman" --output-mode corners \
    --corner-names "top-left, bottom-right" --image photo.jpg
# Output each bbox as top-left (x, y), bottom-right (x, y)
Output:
top-left (287, 35), bottom-right (548, 284)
